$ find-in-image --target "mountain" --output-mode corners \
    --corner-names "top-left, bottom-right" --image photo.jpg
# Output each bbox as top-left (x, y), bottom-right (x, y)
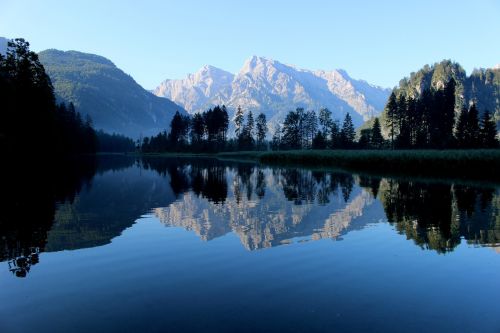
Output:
top-left (154, 56), bottom-right (391, 129)
top-left (154, 65), bottom-right (234, 113)
top-left (382, 60), bottom-right (500, 129)
top-left (0, 37), bottom-right (7, 54)
top-left (38, 49), bottom-right (187, 138)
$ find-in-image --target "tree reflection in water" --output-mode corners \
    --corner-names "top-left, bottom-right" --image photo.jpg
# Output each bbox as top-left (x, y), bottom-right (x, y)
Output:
top-left (2, 157), bottom-right (500, 278)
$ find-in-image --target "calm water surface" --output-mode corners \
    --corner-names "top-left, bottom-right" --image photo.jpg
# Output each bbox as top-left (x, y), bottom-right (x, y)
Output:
top-left (1, 156), bottom-right (499, 333)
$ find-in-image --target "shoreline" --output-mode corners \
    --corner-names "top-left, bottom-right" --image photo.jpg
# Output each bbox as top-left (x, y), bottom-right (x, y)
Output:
top-left (120, 149), bottom-right (500, 183)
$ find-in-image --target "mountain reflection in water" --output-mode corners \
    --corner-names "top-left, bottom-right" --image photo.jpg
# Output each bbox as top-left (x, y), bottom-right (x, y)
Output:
top-left (1, 156), bottom-right (499, 278)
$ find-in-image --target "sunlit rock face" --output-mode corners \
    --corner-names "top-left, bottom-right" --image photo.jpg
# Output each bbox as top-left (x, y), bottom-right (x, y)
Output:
top-left (154, 56), bottom-right (391, 130)
top-left (154, 168), bottom-right (378, 250)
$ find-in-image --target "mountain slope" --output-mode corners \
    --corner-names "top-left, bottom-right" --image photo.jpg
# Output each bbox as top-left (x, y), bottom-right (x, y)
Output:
top-left (0, 37), bottom-right (7, 54)
top-left (39, 49), bottom-right (186, 138)
top-left (154, 65), bottom-right (234, 113)
top-left (154, 56), bottom-right (391, 129)
top-left (390, 60), bottom-right (500, 128)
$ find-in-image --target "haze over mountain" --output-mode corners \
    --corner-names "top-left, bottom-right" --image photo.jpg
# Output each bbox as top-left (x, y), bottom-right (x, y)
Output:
top-left (37, 49), bottom-right (187, 138)
top-left (154, 56), bottom-right (391, 129)
top-left (0, 37), bottom-right (7, 54)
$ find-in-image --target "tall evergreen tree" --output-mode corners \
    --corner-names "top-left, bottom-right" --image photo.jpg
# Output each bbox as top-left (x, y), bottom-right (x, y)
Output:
top-left (255, 113), bottom-right (267, 149)
top-left (442, 78), bottom-right (457, 147)
top-left (190, 112), bottom-right (205, 144)
top-left (169, 111), bottom-right (190, 146)
top-left (329, 120), bottom-right (340, 149)
top-left (385, 92), bottom-right (397, 149)
top-left (246, 110), bottom-right (254, 140)
top-left (371, 118), bottom-right (384, 149)
top-left (358, 129), bottom-right (372, 149)
top-left (467, 103), bottom-right (481, 148)
top-left (455, 106), bottom-right (469, 148)
top-left (340, 113), bottom-right (355, 148)
top-left (271, 124), bottom-right (282, 150)
top-left (234, 106), bottom-right (244, 138)
top-left (480, 110), bottom-right (498, 148)
top-left (281, 109), bottom-right (302, 149)
top-left (396, 95), bottom-right (411, 148)
top-left (304, 110), bottom-right (318, 149)
top-left (319, 108), bottom-right (333, 137)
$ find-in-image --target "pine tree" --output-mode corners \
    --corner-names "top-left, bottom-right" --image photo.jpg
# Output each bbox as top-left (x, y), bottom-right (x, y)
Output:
top-left (371, 118), bottom-right (384, 149)
top-left (385, 92), bottom-right (397, 149)
top-left (480, 110), bottom-right (498, 148)
top-left (246, 110), bottom-right (254, 140)
top-left (467, 103), bottom-right (480, 148)
top-left (358, 129), bottom-right (372, 149)
top-left (330, 120), bottom-right (340, 149)
top-left (442, 78), bottom-right (457, 146)
top-left (281, 109), bottom-right (301, 149)
top-left (396, 95), bottom-right (410, 148)
top-left (455, 106), bottom-right (469, 148)
top-left (340, 113), bottom-right (355, 148)
top-left (319, 108), bottom-right (333, 137)
top-left (234, 106), bottom-right (244, 138)
top-left (255, 113), bottom-right (267, 149)
top-left (271, 124), bottom-right (281, 150)
top-left (190, 113), bottom-right (205, 143)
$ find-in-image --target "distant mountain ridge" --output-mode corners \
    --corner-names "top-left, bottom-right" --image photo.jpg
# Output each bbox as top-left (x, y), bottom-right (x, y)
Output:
top-left (154, 56), bottom-right (391, 129)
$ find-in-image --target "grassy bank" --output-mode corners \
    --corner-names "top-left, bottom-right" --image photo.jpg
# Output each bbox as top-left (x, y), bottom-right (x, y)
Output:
top-left (217, 150), bottom-right (500, 180)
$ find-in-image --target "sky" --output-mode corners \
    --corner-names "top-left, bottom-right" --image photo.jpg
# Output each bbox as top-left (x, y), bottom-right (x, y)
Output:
top-left (0, 0), bottom-right (499, 89)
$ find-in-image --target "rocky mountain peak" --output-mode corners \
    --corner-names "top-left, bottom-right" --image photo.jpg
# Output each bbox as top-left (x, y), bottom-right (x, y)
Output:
top-left (154, 56), bottom-right (392, 129)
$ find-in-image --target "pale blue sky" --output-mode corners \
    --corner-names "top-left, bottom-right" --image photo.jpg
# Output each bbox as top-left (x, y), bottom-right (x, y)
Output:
top-left (1, 0), bottom-right (499, 89)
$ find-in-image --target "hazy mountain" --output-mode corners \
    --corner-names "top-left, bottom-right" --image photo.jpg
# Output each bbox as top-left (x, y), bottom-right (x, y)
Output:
top-left (0, 37), bottom-right (7, 54)
top-left (38, 49), bottom-right (187, 138)
top-left (154, 65), bottom-right (234, 113)
top-left (154, 56), bottom-right (391, 129)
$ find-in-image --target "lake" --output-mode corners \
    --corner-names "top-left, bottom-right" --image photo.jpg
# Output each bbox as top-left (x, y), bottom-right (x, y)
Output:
top-left (1, 156), bottom-right (499, 333)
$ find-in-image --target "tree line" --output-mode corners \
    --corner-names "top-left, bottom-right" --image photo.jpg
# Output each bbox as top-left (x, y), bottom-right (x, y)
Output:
top-left (141, 78), bottom-right (498, 153)
top-left (0, 39), bottom-right (98, 155)
top-left (0, 38), bottom-right (138, 155)
top-left (384, 78), bottom-right (498, 149)
top-left (141, 105), bottom-right (269, 153)
top-left (140, 104), bottom-right (366, 152)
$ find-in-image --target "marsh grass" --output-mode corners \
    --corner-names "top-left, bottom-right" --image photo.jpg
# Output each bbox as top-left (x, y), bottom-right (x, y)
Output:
top-left (217, 150), bottom-right (500, 180)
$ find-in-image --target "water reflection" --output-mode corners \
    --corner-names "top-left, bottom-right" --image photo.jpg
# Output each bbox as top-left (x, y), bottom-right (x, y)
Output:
top-left (0, 155), bottom-right (135, 277)
top-left (379, 180), bottom-right (500, 253)
top-left (1, 157), bottom-right (499, 278)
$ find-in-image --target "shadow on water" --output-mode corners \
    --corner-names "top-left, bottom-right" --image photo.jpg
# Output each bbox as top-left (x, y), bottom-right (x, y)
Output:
top-left (0, 155), bottom-right (135, 277)
top-left (1, 156), bottom-right (499, 277)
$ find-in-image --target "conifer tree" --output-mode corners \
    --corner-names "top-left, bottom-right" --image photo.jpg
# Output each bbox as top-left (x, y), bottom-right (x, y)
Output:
top-left (340, 113), bottom-right (355, 148)
top-left (234, 106), bottom-right (244, 138)
top-left (480, 110), bottom-right (498, 148)
top-left (467, 103), bottom-right (480, 148)
top-left (385, 92), bottom-right (397, 149)
top-left (255, 113), bottom-right (267, 149)
top-left (371, 118), bottom-right (384, 149)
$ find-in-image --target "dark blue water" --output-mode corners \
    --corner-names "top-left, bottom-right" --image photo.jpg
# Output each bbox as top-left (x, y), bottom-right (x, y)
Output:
top-left (1, 157), bottom-right (499, 333)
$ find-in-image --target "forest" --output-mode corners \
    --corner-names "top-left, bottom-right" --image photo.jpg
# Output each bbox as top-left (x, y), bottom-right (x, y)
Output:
top-left (140, 77), bottom-right (498, 153)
